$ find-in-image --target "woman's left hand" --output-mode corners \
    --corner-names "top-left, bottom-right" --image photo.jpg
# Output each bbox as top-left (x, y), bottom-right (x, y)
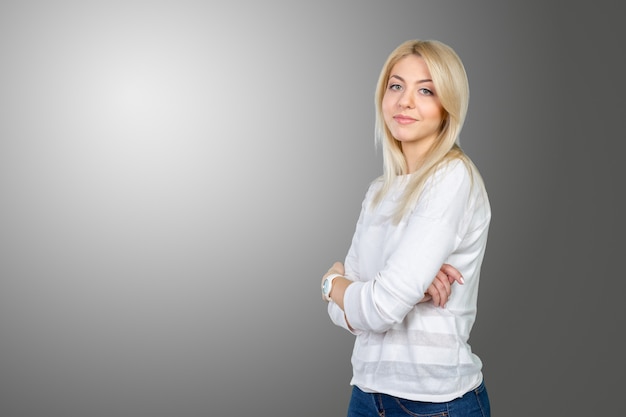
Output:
top-left (325, 261), bottom-right (345, 277)
top-left (321, 262), bottom-right (345, 300)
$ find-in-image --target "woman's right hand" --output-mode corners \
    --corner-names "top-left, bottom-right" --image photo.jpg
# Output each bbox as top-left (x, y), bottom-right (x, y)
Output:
top-left (421, 264), bottom-right (464, 307)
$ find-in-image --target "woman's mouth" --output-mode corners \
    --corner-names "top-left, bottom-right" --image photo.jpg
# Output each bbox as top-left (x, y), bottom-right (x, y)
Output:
top-left (393, 115), bottom-right (416, 125)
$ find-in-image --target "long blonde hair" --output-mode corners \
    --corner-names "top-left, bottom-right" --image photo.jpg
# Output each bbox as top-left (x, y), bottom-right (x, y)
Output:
top-left (372, 39), bottom-right (476, 223)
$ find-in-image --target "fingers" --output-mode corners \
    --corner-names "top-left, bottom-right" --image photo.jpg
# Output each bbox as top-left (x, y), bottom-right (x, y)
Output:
top-left (422, 264), bottom-right (465, 308)
top-left (327, 261), bottom-right (345, 276)
top-left (435, 270), bottom-right (452, 299)
top-left (440, 263), bottom-right (464, 285)
top-left (426, 284), bottom-right (445, 307)
top-left (425, 286), bottom-right (439, 306)
top-left (426, 273), bottom-right (448, 307)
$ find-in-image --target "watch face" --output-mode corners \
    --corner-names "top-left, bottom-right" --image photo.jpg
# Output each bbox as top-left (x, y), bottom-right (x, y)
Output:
top-left (322, 278), bottom-right (330, 295)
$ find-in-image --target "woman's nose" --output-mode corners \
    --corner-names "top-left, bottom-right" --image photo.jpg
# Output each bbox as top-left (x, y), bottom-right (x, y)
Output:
top-left (398, 91), bottom-right (415, 109)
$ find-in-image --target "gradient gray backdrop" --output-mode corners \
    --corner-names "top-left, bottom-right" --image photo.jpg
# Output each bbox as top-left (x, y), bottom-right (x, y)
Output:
top-left (1, 1), bottom-right (623, 416)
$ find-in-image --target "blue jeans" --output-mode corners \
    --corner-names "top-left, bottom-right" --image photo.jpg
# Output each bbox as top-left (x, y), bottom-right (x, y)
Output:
top-left (347, 381), bottom-right (491, 417)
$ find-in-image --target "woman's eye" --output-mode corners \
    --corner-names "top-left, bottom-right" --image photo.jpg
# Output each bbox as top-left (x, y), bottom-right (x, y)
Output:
top-left (419, 88), bottom-right (434, 96)
top-left (389, 84), bottom-right (402, 91)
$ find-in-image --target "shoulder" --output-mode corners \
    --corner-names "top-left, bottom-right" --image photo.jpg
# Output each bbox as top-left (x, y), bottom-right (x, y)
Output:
top-left (363, 176), bottom-right (385, 199)
top-left (428, 159), bottom-right (472, 190)
top-left (420, 158), bottom-right (488, 209)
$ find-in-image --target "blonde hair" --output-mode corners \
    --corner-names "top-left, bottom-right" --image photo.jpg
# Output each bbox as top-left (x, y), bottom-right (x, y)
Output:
top-left (372, 39), bottom-right (477, 223)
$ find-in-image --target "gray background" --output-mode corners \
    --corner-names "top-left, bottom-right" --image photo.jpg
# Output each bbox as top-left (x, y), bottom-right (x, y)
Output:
top-left (1, 1), bottom-right (623, 416)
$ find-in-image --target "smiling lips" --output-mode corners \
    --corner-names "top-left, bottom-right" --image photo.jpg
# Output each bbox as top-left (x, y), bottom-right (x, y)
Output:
top-left (393, 114), bottom-right (417, 125)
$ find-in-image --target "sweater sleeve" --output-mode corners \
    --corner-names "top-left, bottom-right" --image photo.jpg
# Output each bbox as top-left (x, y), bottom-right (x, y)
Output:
top-left (326, 185), bottom-right (370, 334)
top-left (344, 162), bottom-right (473, 333)
top-left (344, 185), bottom-right (371, 282)
top-left (327, 301), bottom-right (361, 334)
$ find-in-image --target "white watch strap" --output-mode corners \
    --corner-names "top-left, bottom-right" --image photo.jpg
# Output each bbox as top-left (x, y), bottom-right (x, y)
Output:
top-left (323, 273), bottom-right (343, 301)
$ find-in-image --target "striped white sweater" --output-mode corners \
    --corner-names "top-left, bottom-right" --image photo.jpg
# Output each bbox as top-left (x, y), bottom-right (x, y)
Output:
top-left (327, 159), bottom-right (491, 402)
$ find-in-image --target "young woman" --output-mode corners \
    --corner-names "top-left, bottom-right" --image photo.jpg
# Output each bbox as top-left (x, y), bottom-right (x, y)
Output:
top-left (321, 39), bottom-right (492, 416)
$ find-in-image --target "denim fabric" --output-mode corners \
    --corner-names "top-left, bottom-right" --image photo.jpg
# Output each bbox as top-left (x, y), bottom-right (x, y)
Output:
top-left (347, 381), bottom-right (490, 417)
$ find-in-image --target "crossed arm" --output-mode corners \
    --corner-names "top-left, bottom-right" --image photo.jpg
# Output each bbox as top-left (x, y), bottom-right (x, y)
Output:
top-left (321, 261), bottom-right (463, 312)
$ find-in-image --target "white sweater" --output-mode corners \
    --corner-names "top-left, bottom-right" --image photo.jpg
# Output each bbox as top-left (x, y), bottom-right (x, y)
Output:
top-left (328, 159), bottom-right (491, 402)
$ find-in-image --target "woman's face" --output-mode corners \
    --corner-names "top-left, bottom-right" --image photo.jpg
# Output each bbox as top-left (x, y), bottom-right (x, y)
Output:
top-left (382, 54), bottom-right (444, 162)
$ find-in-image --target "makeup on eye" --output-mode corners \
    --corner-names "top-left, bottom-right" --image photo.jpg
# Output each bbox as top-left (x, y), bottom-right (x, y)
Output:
top-left (387, 75), bottom-right (435, 96)
top-left (386, 85), bottom-right (435, 97)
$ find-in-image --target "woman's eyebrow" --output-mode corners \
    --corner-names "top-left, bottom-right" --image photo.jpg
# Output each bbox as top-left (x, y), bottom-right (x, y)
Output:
top-left (389, 74), bottom-right (433, 84)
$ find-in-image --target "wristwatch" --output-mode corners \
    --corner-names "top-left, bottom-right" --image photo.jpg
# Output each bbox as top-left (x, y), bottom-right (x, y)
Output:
top-left (322, 273), bottom-right (342, 301)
